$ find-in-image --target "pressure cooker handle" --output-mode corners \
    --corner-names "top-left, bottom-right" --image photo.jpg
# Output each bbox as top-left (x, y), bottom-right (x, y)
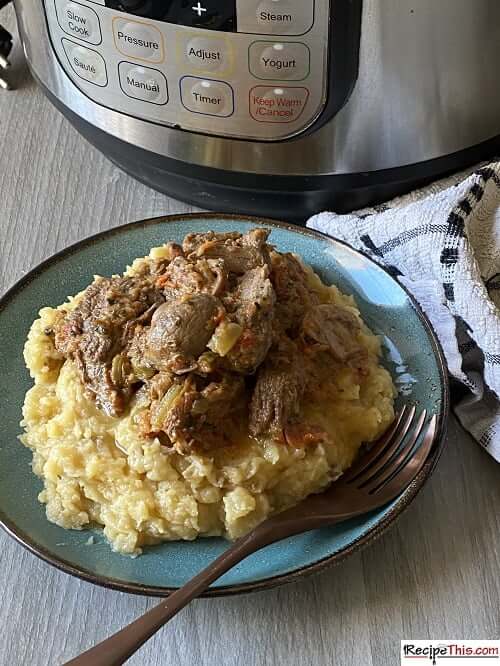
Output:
top-left (0, 0), bottom-right (13, 90)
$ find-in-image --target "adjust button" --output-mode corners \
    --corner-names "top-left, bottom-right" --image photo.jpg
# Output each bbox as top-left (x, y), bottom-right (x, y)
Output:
top-left (179, 33), bottom-right (233, 74)
top-left (118, 62), bottom-right (168, 105)
top-left (249, 85), bottom-right (309, 122)
top-left (249, 41), bottom-right (310, 80)
top-left (113, 17), bottom-right (164, 63)
top-left (180, 76), bottom-right (234, 117)
top-left (55, 0), bottom-right (102, 45)
top-left (61, 38), bottom-right (107, 86)
top-left (236, 0), bottom-right (314, 36)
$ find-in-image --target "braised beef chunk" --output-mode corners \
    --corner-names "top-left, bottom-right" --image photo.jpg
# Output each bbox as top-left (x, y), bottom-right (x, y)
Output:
top-left (184, 229), bottom-right (270, 275)
top-left (155, 256), bottom-right (227, 300)
top-left (53, 228), bottom-right (371, 452)
top-left (301, 304), bottom-right (368, 368)
top-left (143, 294), bottom-right (221, 373)
top-left (225, 266), bottom-right (275, 374)
top-left (147, 374), bottom-right (245, 453)
top-left (249, 337), bottom-right (306, 437)
top-left (270, 251), bottom-right (319, 332)
top-left (54, 276), bottom-right (163, 416)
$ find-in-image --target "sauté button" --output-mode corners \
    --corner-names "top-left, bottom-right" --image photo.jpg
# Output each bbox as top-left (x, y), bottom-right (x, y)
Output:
top-left (181, 34), bottom-right (232, 74)
top-left (180, 76), bottom-right (234, 117)
top-left (249, 85), bottom-right (309, 122)
top-left (55, 0), bottom-right (102, 45)
top-left (249, 41), bottom-right (310, 80)
top-left (118, 62), bottom-right (168, 105)
top-left (236, 0), bottom-right (314, 36)
top-left (113, 18), bottom-right (164, 63)
top-left (61, 38), bottom-right (107, 86)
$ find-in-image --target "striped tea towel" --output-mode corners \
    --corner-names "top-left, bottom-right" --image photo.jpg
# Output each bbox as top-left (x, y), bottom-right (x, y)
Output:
top-left (308, 162), bottom-right (500, 461)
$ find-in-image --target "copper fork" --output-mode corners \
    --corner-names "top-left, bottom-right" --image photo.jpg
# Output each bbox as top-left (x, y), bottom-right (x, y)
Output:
top-left (66, 406), bottom-right (437, 666)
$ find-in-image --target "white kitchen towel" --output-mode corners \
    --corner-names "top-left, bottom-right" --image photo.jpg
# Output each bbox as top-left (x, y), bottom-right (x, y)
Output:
top-left (308, 162), bottom-right (500, 461)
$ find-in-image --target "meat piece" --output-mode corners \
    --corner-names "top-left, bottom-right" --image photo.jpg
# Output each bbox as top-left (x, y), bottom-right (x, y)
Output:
top-left (301, 304), bottom-right (368, 368)
top-left (148, 374), bottom-right (245, 453)
top-left (270, 252), bottom-right (320, 332)
top-left (224, 266), bottom-right (275, 374)
top-left (142, 294), bottom-right (221, 373)
top-left (184, 229), bottom-right (271, 274)
top-left (249, 337), bottom-right (306, 437)
top-left (155, 256), bottom-right (227, 300)
top-left (54, 276), bottom-right (163, 416)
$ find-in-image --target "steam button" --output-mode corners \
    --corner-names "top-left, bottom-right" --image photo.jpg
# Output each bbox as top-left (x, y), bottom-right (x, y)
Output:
top-left (236, 0), bottom-right (314, 36)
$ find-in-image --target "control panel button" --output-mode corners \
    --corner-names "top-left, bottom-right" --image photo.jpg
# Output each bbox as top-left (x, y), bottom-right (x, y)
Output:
top-left (249, 85), bottom-right (309, 122)
top-left (179, 33), bottom-right (233, 74)
top-left (236, 0), bottom-right (314, 36)
top-left (118, 61), bottom-right (168, 105)
top-left (113, 17), bottom-right (164, 63)
top-left (249, 41), bottom-right (310, 80)
top-left (55, 0), bottom-right (102, 45)
top-left (180, 76), bottom-right (234, 117)
top-left (61, 38), bottom-right (108, 86)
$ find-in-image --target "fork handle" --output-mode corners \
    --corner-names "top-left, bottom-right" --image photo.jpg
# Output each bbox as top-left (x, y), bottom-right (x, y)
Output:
top-left (65, 526), bottom-right (276, 666)
top-left (65, 513), bottom-right (338, 666)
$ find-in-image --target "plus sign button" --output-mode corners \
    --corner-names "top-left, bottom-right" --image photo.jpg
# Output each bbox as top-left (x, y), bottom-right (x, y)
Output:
top-left (163, 0), bottom-right (236, 32)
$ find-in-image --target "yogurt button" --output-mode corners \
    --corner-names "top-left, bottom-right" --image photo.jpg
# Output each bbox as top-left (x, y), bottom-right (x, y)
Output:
top-left (118, 62), bottom-right (168, 105)
top-left (249, 41), bottom-right (310, 80)
top-left (180, 77), bottom-right (234, 117)
top-left (113, 18), bottom-right (164, 63)
top-left (55, 0), bottom-right (102, 45)
top-left (62, 39), bottom-right (107, 86)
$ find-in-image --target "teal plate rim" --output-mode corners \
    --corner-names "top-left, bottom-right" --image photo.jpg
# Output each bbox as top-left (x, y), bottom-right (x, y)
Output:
top-left (0, 213), bottom-right (450, 597)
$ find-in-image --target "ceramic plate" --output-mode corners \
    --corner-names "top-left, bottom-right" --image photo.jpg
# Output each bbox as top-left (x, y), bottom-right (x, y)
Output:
top-left (0, 214), bottom-right (449, 596)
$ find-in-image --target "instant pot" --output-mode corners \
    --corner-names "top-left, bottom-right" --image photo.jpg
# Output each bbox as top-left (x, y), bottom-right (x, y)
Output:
top-left (3, 0), bottom-right (500, 219)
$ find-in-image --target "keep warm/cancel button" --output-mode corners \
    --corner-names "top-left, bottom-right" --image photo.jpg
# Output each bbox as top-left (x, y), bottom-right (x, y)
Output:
top-left (249, 86), bottom-right (309, 123)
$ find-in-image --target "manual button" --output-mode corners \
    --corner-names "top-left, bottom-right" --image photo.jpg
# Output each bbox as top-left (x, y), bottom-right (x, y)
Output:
top-left (55, 0), bottom-right (102, 45)
top-left (249, 85), bottom-right (309, 122)
top-left (180, 76), bottom-right (234, 117)
top-left (113, 17), bottom-right (164, 63)
top-left (61, 38), bottom-right (107, 86)
top-left (118, 62), bottom-right (168, 105)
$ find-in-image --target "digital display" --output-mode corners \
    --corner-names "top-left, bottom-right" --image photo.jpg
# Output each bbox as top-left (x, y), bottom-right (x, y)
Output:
top-left (104, 0), bottom-right (237, 32)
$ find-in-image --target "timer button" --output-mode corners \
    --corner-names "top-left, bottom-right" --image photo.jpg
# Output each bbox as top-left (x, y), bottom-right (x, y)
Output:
top-left (61, 38), bottom-right (107, 86)
top-left (113, 17), bottom-right (164, 63)
top-left (236, 0), bottom-right (314, 36)
top-left (181, 34), bottom-right (233, 74)
top-left (249, 41), bottom-right (310, 80)
top-left (55, 0), bottom-right (102, 45)
top-left (118, 62), bottom-right (168, 105)
top-left (180, 76), bottom-right (234, 117)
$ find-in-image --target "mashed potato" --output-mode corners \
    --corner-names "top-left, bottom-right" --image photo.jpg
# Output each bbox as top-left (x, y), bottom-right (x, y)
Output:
top-left (20, 246), bottom-right (395, 555)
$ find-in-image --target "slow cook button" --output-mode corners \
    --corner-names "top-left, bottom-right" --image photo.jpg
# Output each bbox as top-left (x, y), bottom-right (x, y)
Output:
top-left (249, 85), bottom-right (309, 122)
top-left (118, 62), bottom-right (168, 105)
top-left (182, 34), bottom-right (232, 74)
top-left (61, 38), bottom-right (107, 86)
top-left (113, 18), bottom-right (164, 63)
top-left (55, 0), bottom-right (102, 45)
top-left (249, 41), bottom-right (310, 80)
top-left (180, 77), bottom-right (234, 117)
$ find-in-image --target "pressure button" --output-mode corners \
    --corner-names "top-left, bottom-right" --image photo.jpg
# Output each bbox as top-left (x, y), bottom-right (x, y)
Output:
top-left (113, 18), bottom-right (164, 63)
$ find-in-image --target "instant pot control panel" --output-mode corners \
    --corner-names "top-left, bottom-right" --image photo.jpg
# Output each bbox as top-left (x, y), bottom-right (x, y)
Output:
top-left (42, 0), bottom-right (360, 141)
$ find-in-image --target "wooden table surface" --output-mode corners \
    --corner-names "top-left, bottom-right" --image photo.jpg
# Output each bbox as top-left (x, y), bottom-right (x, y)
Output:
top-left (1, 7), bottom-right (499, 665)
